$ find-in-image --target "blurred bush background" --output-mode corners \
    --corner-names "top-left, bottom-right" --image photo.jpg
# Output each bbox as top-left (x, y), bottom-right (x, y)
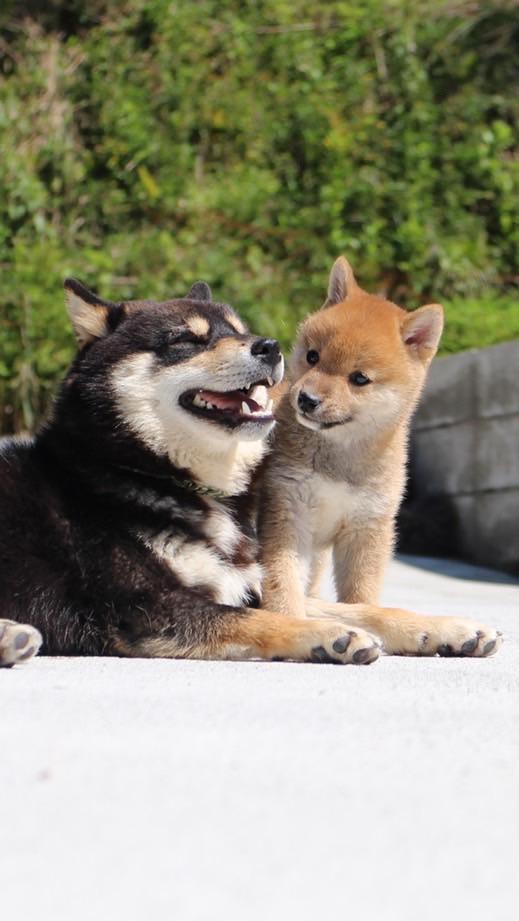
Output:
top-left (0, 0), bottom-right (517, 434)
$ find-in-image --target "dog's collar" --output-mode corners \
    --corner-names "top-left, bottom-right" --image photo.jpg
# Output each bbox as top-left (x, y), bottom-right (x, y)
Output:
top-left (113, 463), bottom-right (232, 500)
top-left (167, 474), bottom-right (232, 500)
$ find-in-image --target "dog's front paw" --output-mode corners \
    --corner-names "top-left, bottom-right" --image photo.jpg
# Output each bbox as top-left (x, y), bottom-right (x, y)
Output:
top-left (301, 623), bottom-right (380, 665)
top-left (385, 615), bottom-right (503, 659)
top-left (0, 619), bottom-right (42, 667)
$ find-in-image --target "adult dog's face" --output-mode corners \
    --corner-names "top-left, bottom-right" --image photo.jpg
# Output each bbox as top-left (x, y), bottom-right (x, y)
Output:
top-left (63, 279), bottom-right (284, 459)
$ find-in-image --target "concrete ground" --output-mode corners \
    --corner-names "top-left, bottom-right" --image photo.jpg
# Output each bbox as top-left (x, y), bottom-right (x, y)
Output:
top-left (1, 555), bottom-right (518, 921)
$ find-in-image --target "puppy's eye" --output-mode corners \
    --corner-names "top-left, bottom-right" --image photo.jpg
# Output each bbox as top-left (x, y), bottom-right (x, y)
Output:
top-left (306, 349), bottom-right (319, 365)
top-left (349, 371), bottom-right (371, 386)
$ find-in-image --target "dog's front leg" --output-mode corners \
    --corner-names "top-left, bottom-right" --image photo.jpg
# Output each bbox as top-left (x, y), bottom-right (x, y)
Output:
top-left (109, 595), bottom-right (379, 665)
top-left (333, 520), bottom-right (395, 605)
top-left (221, 608), bottom-right (379, 664)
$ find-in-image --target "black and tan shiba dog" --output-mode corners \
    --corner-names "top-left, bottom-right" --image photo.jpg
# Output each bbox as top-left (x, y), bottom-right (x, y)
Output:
top-left (0, 279), bottom-right (386, 667)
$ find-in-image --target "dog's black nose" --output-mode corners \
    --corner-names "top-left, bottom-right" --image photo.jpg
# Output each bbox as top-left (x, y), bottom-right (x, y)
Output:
top-left (250, 337), bottom-right (280, 363)
top-left (298, 391), bottom-right (321, 413)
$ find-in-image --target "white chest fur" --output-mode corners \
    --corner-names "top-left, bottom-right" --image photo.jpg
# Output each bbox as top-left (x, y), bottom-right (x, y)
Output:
top-left (137, 504), bottom-right (262, 608)
top-left (298, 471), bottom-right (393, 548)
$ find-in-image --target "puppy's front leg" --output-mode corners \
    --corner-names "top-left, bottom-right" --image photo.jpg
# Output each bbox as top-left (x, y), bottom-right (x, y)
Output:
top-left (261, 534), bottom-right (310, 618)
top-left (258, 486), bottom-right (313, 619)
top-left (333, 521), bottom-right (394, 605)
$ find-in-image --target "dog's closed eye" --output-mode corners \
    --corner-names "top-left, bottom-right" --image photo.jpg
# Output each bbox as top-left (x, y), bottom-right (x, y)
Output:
top-left (162, 327), bottom-right (208, 347)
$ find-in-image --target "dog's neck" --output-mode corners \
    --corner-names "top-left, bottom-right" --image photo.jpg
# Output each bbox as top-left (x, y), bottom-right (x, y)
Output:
top-left (166, 437), bottom-right (267, 496)
top-left (315, 422), bottom-right (408, 484)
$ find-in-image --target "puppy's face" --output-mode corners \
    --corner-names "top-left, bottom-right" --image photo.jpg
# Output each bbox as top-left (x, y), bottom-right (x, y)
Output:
top-left (290, 301), bottom-right (414, 437)
top-left (64, 279), bottom-right (284, 457)
top-left (288, 257), bottom-right (443, 440)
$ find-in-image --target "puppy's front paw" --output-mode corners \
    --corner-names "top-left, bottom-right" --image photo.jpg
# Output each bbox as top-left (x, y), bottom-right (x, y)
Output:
top-left (303, 623), bottom-right (380, 665)
top-left (0, 619), bottom-right (42, 667)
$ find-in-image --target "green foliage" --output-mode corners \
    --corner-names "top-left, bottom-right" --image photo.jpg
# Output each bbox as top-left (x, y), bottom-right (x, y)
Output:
top-left (441, 294), bottom-right (519, 355)
top-left (0, 0), bottom-right (517, 432)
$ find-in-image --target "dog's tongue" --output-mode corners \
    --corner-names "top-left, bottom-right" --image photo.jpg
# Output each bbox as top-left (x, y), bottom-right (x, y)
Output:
top-left (199, 389), bottom-right (261, 413)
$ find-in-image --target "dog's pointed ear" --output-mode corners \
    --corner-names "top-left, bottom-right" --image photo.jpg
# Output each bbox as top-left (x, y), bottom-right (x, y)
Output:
top-left (64, 278), bottom-right (119, 347)
top-left (402, 304), bottom-right (444, 360)
top-left (187, 281), bottom-right (212, 301)
top-left (322, 256), bottom-right (357, 308)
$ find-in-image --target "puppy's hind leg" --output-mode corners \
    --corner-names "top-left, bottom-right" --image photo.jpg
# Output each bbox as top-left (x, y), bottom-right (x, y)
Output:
top-left (0, 619), bottom-right (43, 667)
top-left (333, 523), bottom-right (394, 606)
top-left (258, 474), bottom-right (313, 619)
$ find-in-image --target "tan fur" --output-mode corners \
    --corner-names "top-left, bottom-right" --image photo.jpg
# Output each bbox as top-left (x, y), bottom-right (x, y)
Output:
top-left (303, 599), bottom-right (501, 658)
top-left (224, 312), bottom-right (247, 334)
top-left (258, 257), bottom-right (502, 658)
top-left (65, 289), bottom-right (110, 346)
top-left (186, 315), bottom-right (210, 337)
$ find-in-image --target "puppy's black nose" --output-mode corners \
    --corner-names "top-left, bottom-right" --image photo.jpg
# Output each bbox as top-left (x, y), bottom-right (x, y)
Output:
top-left (250, 337), bottom-right (280, 363)
top-left (298, 391), bottom-right (321, 413)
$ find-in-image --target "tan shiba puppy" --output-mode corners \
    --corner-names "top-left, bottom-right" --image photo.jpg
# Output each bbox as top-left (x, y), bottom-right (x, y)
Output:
top-left (258, 257), bottom-right (502, 657)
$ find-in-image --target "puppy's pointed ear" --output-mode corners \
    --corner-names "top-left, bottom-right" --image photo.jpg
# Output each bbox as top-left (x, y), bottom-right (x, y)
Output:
top-left (64, 278), bottom-right (119, 347)
top-left (323, 256), bottom-right (357, 308)
top-left (402, 304), bottom-right (444, 361)
top-left (187, 281), bottom-right (212, 301)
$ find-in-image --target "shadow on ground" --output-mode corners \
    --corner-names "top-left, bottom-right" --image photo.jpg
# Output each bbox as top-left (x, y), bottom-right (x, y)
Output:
top-left (396, 553), bottom-right (519, 585)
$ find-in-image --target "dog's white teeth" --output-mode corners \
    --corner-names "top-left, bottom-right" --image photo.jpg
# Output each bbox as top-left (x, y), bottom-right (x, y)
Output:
top-left (192, 393), bottom-right (217, 410)
top-left (267, 376), bottom-right (274, 387)
top-left (251, 385), bottom-right (268, 409)
top-left (241, 401), bottom-right (252, 416)
top-left (266, 399), bottom-right (273, 413)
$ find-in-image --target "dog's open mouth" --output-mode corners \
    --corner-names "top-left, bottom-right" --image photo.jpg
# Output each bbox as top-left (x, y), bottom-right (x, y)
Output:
top-left (180, 380), bottom-right (275, 427)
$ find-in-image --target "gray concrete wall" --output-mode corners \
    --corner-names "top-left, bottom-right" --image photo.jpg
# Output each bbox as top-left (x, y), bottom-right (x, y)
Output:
top-left (408, 339), bottom-right (519, 575)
